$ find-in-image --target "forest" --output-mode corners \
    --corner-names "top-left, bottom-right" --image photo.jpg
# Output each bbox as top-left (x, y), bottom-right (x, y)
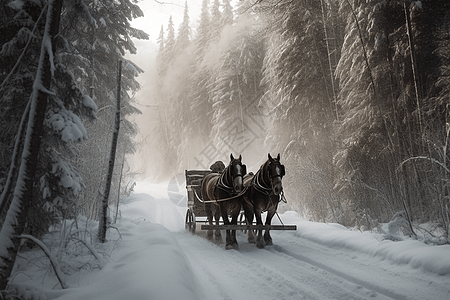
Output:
top-left (152, 0), bottom-right (450, 240)
top-left (0, 0), bottom-right (449, 295)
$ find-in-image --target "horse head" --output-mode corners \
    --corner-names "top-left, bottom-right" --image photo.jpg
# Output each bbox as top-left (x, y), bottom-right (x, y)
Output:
top-left (267, 153), bottom-right (285, 195)
top-left (229, 154), bottom-right (247, 193)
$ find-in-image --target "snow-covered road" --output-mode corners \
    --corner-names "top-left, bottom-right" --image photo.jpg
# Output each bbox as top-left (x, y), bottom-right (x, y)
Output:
top-left (52, 180), bottom-right (450, 300)
top-left (177, 225), bottom-right (449, 300)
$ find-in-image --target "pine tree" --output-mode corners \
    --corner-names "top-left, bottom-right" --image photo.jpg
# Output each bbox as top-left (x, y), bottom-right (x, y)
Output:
top-left (174, 1), bottom-right (191, 57)
top-left (172, 1), bottom-right (195, 170)
top-left (156, 25), bottom-right (166, 75)
top-left (59, 0), bottom-right (147, 219)
top-left (210, 0), bottom-right (222, 42)
top-left (209, 5), bottom-right (264, 158)
top-left (190, 0), bottom-right (213, 140)
top-left (164, 16), bottom-right (176, 67)
top-left (0, 0), bottom-right (65, 289)
top-left (334, 0), bottom-right (450, 226)
top-left (0, 0), bottom-right (97, 238)
top-left (221, 0), bottom-right (234, 28)
top-left (256, 0), bottom-right (342, 222)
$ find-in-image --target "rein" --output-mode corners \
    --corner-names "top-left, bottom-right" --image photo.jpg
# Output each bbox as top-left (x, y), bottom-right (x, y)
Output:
top-left (195, 186), bottom-right (248, 204)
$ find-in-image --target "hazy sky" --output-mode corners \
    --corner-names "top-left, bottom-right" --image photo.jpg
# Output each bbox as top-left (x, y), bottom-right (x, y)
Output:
top-left (132, 0), bottom-right (204, 43)
top-left (127, 0), bottom-right (249, 178)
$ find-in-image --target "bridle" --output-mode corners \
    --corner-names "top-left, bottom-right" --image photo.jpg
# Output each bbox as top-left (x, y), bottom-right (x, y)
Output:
top-left (268, 161), bottom-right (285, 179)
top-left (215, 160), bottom-right (246, 196)
top-left (251, 160), bottom-right (285, 196)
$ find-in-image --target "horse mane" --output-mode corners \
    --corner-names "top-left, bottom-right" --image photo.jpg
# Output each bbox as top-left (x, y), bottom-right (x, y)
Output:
top-left (217, 160), bottom-right (235, 189)
top-left (255, 159), bottom-right (271, 189)
top-left (221, 162), bottom-right (233, 187)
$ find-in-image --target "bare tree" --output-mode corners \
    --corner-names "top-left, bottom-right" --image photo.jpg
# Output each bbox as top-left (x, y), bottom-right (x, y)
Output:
top-left (98, 60), bottom-right (122, 243)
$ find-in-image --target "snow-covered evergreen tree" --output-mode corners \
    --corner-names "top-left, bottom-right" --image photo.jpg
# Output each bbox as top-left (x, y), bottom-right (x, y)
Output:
top-left (209, 0), bottom-right (222, 42)
top-left (0, 0), bottom-right (98, 238)
top-left (255, 0), bottom-right (343, 222)
top-left (164, 16), bottom-right (176, 68)
top-left (156, 25), bottom-right (166, 75)
top-left (209, 6), bottom-right (264, 158)
top-left (190, 0), bottom-right (213, 140)
top-left (174, 2), bottom-right (191, 57)
top-left (221, 0), bottom-right (234, 28)
top-left (0, 0), bottom-right (68, 289)
top-left (59, 0), bottom-right (147, 219)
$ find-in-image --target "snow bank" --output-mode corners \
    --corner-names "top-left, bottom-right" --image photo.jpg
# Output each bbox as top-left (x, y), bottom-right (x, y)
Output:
top-left (13, 180), bottom-right (450, 300)
top-left (48, 191), bottom-right (203, 300)
top-left (281, 211), bottom-right (450, 275)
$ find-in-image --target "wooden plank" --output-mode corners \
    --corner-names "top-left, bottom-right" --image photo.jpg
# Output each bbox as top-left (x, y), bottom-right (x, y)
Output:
top-left (185, 170), bottom-right (212, 175)
top-left (185, 170), bottom-right (212, 186)
top-left (200, 224), bottom-right (297, 231)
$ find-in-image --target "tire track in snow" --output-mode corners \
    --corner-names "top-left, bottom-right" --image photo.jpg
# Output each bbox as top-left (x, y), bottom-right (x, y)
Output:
top-left (227, 248), bottom-right (319, 300)
top-left (179, 232), bottom-right (397, 300)
top-left (268, 245), bottom-right (407, 300)
top-left (237, 245), bottom-right (395, 300)
top-left (178, 233), bottom-right (315, 300)
top-left (178, 235), bottom-right (232, 300)
top-left (268, 230), bottom-right (450, 300)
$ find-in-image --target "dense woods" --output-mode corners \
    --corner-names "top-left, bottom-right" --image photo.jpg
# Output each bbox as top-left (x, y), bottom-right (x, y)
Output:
top-left (0, 0), bottom-right (147, 289)
top-left (153, 0), bottom-right (450, 239)
top-left (0, 0), bottom-right (450, 294)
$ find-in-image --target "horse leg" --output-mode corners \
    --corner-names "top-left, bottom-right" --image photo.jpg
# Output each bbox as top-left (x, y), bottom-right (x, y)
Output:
top-left (230, 205), bottom-right (239, 250)
top-left (243, 198), bottom-right (255, 244)
top-left (213, 205), bottom-right (222, 243)
top-left (205, 203), bottom-right (214, 241)
top-left (254, 206), bottom-right (265, 249)
top-left (220, 205), bottom-right (234, 250)
top-left (264, 208), bottom-right (275, 246)
top-left (264, 199), bottom-right (279, 246)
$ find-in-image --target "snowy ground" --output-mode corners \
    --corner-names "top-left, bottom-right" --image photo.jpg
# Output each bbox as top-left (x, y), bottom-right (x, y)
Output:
top-left (14, 180), bottom-right (450, 300)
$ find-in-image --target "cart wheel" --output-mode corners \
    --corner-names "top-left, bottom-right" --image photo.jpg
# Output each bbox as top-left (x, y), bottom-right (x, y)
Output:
top-left (185, 209), bottom-right (191, 232)
top-left (185, 209), bottom-right (196, 234)
top-left (190, 211), bottom-right (196, 234)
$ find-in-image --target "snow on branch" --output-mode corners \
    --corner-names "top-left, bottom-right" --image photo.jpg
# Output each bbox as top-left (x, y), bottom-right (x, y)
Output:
top-left (82, 94), bottom-right (98, 112)
top-left (19, 235), bottom-right (67, 289)
top-left (45, 108), bottom-right (88, 142)
top-left (398, 156), bottom-right (450, 174)
top-left (51, 159), bottom-right (83, 195)
top-left (71, 237), bottom-right (105, 268)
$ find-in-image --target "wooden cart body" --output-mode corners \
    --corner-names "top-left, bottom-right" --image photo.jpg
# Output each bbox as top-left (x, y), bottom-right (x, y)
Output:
top-left (185, 170), bottom-right (211, 233)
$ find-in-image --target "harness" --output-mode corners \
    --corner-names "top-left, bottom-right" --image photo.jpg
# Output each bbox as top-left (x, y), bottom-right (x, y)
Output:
top-left (251, 169), bottom-right (272, 196)
top-left (198, 161), bottom-right (247, 204)
top-left (246, 162), bottom-right (287, 210)
top-left (215, 171), bottom-right (236, 195)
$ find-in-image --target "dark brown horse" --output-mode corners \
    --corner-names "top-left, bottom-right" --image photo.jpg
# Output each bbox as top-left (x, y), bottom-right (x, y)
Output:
top-left (242, 153), bottom-right (285, 248)
top-left (201, 154), bottom-right (247, 250)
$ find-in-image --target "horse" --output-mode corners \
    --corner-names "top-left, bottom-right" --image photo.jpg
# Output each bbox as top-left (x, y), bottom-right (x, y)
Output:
top-left (201, 154), bottom-right (247, 250)
top-left (242, 153), bottom-right (285, 249)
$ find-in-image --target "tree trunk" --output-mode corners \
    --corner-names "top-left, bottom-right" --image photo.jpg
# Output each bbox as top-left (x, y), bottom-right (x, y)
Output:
top-left (98, 59), bottom-right (122, 243)
top-left (404, 2), bottom-right (422, 115)
top-left (0, 0), bottom-right (63, 289)
top-left (114, 155), bottom-right (125, 224)
top-left (345, 0), bottom-right (376, 97)
top-left (0, 100), bottom-right (30, 223)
